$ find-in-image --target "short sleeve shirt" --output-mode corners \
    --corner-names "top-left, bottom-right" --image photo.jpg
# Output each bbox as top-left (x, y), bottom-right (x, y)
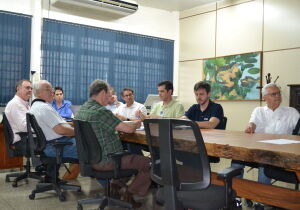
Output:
top-left (185, 101), bottom-right (224, 129)
top-left (75, 98), bottom-right (123, 164)
top-left (150, 99), bottom-right (184, 118)
top-left (30, 101), bottom-right (69, 140)
top-left (5, 95), bottom-right (30, 143)
top-left (250, 106), bottom-right (300, 134)
top-left (116, 101), bottom-right (147, 120)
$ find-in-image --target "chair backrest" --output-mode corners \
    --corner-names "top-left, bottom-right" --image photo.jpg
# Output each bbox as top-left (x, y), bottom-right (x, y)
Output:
top-left (144, 118), bottom-right (211, 191)
top-left (219, 116), bottom-right (227, 130)
top-left (293, 118), bottom-right (300, 135)
top-left (2, 112), bottom-right (15, 157)
top-left (26, 113), bottom-right (47, 154)
top-left (73, 120), bottom-right (102, 175)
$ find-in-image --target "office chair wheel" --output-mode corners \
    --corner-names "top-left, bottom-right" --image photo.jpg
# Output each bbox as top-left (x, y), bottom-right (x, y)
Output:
top-left (59, 193), bottom-right (66, 202)
top-left (29, 194), bottom-right (35, 200)
top-left (77, 204), bottom-right (83, 210)
top-left (246, 199), bottom-right (253, 207)
top-left (12, 181), bottom-right (18, 188)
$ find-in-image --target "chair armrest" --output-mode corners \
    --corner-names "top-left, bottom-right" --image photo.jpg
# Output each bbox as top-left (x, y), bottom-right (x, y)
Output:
top-left (108, 152), bottom-right (129, 178)
top-left (217, 167), bottom-right (242, 209)
top-left (48, 141), bottom-right (73, 164)
top-left (217, 167), bottom-right (242, 180)
top-left (16, 131), bottom-right (28, 139)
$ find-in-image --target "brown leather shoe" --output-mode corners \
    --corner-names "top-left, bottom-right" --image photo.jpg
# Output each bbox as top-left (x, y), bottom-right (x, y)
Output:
top-left (62, 163), bottom-right (80, 180)
top-left (122, 191), bottom-right (142, 209)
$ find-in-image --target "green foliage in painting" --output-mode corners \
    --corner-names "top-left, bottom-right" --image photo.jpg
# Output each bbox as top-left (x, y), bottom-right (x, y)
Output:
top-left (203, 52), bottom-right (261, 100)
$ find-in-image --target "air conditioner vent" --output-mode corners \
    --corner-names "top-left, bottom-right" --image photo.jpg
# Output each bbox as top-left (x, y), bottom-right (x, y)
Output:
top-left (51, 0), bottom-right (138, 16)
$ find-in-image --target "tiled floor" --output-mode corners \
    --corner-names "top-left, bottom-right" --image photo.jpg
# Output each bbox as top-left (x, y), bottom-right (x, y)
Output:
top-left (0, 168), bottom-right (267, 210)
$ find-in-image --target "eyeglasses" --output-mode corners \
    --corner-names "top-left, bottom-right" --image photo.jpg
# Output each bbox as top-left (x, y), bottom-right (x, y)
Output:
top-left (266, 91), bottom-right (281, 97)
top-left (123, 93), bottom-right (133, 97)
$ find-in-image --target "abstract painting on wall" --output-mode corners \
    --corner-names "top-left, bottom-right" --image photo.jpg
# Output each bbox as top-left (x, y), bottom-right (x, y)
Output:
top-left (203, 52), bottom-right (262, 100)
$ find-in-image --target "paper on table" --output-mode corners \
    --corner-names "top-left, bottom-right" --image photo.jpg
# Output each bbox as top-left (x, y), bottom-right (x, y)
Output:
top-left (258, 139), bottom-right (300, 145)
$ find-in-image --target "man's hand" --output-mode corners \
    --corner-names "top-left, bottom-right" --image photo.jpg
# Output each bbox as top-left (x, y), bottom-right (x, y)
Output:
top-left (245, 123), bottom-right (256, 133)
top-left (136, 110), bottom-right (146, 121)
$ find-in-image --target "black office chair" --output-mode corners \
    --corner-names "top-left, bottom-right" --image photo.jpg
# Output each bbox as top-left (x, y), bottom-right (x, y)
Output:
top-left (144, 118), bottom-right (241, 210)
top-left (208, 116), bottom-right (227, 163)
top-left (264, 117), bottom-right (300, 190)
top-left (2, 112), bottom-right (43, 187)
top-left (26, 113), bottom-right (81, 201)
top-left (73, 119), bottom-right (138, 210)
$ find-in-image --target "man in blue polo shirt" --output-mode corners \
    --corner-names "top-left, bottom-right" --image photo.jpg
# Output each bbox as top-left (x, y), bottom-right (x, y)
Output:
top-left (51, 86), bottom-right (73, 119)
top-left (182, 81), bottom-right (224, 129)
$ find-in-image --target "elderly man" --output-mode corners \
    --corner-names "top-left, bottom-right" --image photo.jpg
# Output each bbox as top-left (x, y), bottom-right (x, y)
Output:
top-left (232, 83), bottom-right (300, 209)
top-left (75, 79), bottom-right (151, 208)
top-left (5, 80), bottom-right (32, 153)
top-left (181, 81), bottom-right (224, 129)
top-left (139, 80), bottom-right (184, 120)
top-left (30, 80), bottom-right (79, 180)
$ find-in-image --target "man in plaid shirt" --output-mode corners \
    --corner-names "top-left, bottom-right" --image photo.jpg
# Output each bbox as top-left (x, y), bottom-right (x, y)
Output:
top-left (75, 79), bottom-right (150, 208)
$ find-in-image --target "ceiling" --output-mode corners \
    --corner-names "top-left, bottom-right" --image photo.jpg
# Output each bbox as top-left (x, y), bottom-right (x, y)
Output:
top-left (135, 0), bottom-right (219, 12)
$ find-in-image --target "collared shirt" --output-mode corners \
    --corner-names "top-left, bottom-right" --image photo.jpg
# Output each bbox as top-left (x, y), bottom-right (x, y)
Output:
top-left (105, 101), bottom-right (123, 114)
top-left (51, 100), bottom-right (73, 119)
top-left (185, 100), bottom-right (224, 129)
top-left (116, 101), bottom-right (147, 120)
top-left (250, 105), bottom-right (300, 134)
top-left (30, 101), bottom-right (70, 141)
top-left (75, 98), bottom-right (123, 164)
top-left (5, 95), bottom-right (30, 143)
top-left (150, 99), bottom-right (185, 118)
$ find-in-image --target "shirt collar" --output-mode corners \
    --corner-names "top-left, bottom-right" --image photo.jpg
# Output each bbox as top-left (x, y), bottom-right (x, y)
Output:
top-left (264, 105), bottom-right (282, 112)
top-left (15, 95), bottom-right (30, 109)
top-left (162, 99), bottom-right (175, 108)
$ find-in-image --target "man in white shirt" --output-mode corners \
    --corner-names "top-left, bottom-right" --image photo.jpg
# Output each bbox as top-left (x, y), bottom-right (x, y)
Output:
top-left (105, 87), bottom-right (122, 114)
top-left (115, 88), bottom-right (147, 155)
top-left (232, 83), bottom-right (299, 209)
top-left (30, 80), bottom-right (79, 180)
top-left (116, 88), bottom-right (147, 121)
top-left (5, 80), bottom-right (32, 152)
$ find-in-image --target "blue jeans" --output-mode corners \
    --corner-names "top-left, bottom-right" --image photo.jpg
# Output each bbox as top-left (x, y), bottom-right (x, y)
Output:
top-left (44, 136), bottom-right (78, 159)
top-left (231, 162), bottom-right (271, 184)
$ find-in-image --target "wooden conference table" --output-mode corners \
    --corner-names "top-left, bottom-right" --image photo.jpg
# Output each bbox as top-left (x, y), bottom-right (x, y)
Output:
top-left (120, 129), bottom-right (300, 209)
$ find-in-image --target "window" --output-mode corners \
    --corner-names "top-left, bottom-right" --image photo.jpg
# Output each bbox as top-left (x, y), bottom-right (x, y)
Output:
top-left (0, 11), bottom-right (31, 106)
top-left (41, 19), bottom-right (174, 105)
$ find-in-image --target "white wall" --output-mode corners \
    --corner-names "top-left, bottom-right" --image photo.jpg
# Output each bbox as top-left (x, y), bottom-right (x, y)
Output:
top-left (0, 0), bottom-right (180, 93)
top-left (179, 0), bottom-right (300, 131)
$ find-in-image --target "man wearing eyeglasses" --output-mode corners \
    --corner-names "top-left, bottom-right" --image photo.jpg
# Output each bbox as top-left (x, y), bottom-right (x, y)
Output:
top-left (245, 83), bottom-right (299, 134)
top-left (5, 80), bottom-right (32, 153)
top-left (116, 88), bottom-right (147, 121)
top-left (115, 88), bottom-right (147, 155)
top-left (232, 83), bottom-right (299, 209)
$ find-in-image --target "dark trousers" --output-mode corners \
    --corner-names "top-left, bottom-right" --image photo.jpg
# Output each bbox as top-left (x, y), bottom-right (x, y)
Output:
top-left (92, 154), bottom-right (151, 196)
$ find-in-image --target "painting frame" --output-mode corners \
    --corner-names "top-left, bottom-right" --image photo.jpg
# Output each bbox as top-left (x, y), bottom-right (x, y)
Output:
top-left (203, 52), bottom-right (262, 101)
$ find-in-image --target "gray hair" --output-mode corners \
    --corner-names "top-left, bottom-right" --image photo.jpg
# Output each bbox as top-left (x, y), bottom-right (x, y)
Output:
top-left (89, 79), bottom-right (109, 97)
top-left (262, 83), bottom-right (281, 96)
top-left (32, 80), bottom-right (50, 97)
